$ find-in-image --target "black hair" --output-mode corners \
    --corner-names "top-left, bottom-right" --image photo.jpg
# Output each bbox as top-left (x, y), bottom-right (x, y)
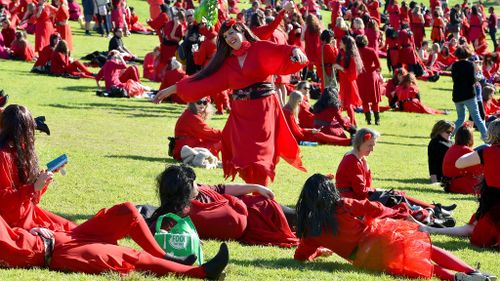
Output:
top-left (148, 165), bottom-right (196, 224)
top-left (320, 29), bottom-right (334, 43)
top-left (312, 86), bottom-right (341, 113)
top-left (296, 174), bottom-right (341, 238)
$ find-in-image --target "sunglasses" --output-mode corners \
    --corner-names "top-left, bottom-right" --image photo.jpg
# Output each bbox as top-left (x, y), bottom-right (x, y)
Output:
top-left (196, 100), bottom-right (208, 105)
top-left (304, 87), bottom-right (311, 90)
top-left (445, 130), bottom-right (453, 134)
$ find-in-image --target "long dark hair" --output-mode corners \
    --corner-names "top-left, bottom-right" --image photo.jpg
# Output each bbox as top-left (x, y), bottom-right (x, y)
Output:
top-left (336, 35), bottom-right (364, 74)
top-left (192, 21), bottom-right (259, 81)
top-left (312, 87), bottom-right (341, 113)
top-left (149, 165), bottom-right (196, 224)
top-left (296, 174), bottom-right (341, 238)
top-left (0, 104), bottom-right (39, 184)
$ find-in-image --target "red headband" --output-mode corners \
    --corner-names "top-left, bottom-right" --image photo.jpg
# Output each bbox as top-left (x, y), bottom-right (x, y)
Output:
top-left (225, 18), bottom-right (236, 28)
top-left (363, 133), bottom-right (372, 141)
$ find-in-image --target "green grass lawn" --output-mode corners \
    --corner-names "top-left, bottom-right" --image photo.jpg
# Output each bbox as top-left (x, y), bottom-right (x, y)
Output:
top-left (0, 0), bottom-right (499, 280)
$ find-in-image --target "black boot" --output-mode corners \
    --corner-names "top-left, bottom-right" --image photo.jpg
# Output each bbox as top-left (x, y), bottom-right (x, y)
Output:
top-left (364, 112), bottom-right (372, 125)
top-left (164, 253), bottom-right (198, 265)
top-left (204, 243), bottom-right (229, 280)
top-left (34, 116), bottom-right (51, 135)
top-left (374, 112), bottom-right (380, 125)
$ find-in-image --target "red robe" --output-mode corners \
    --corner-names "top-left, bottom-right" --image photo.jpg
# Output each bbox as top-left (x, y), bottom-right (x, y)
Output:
top-left (175, 41), bottom-right (307, 186)
top-left (337, 54), bottom-right (362, 107)
top-left (33, 45), bottom-right (53, 68)
top-left (365, 27), bottom-right (379, 53)
top-left (192, 38), bottom-right (216, 67)
top-left (10, 39), bottom-right (35, 61)
top-left (386, 36), bottom-right (400, 68)
top-left (469, 14), bottom-right (483, 42)
top-left (357, 47), bottom-right (382, 105)
top-left (442, 145), bottom-right (482, 194)
top-left (1, 26), bottom-right (16, 48)
top-left (395, 85), bottom-right (445, 114)
top-left (159, 68), bottom-right (187, 103)
top-left (95, 61), bottom-right (145, 96)
top-left (172, 109), bottom-right (222, 160)
top-left (55, 4), bottom-right (73, 51)
top-left (335, 153), bottom-right (375, 200)
top-left (0, 147), bottom-right (76, 231)
top-left (431, 16), bottom-right (445, 42)
top-left (367, 0), bottom-right (380, 24)
top-left (387, 3), bottom-right (401, 30)
top-left (398, 28), bottom-right (417, 65)
top-left (329, 0), bottom-right (342, 27)
top-left (186, 185), bottom-right (298, 247)
top-left (35, 4), bottom-right (56, 52)
top-left (49, 52), bottom-right (93, 78)
top-left (282, 107), bottom-right (350, 146)
top-left (316, 43), bottom-right (338, 90)
top-left (142, 51), bottom-right (158, 81)
top-left (410, 14), bottom-right (425, 49)
top-left (299, 98), bottom-right (315, 128)
top-left (294, 198), bottom-right (433, 279)
top-left (313, 106), bottom-right (351, 137)
top-left (304, 28), bottom-right (321, 65)
top-left (147, 0), bottom-right (163, 20)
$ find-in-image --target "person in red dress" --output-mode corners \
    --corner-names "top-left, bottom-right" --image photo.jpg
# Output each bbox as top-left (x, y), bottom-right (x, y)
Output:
top-left (329, 0), bottom-right (344, 28)
top-left (423, 119), bottom-right (500, 253)
top-left (468, 6), bottom-right (483, 45)
top-left (34, 0), bottom-right (57, 52)
top-left (398, 25), bottom-right (419, 69)
top-left (128, 7), bottom-right (154, 34)
top-left (442, 123), bottom-right (483, 194)
top-left (367, 0), bottom-right (380, 25)
top-left (312, 87), bottom-right (357, 138)
top-left (143, 46), bottom-right (160, 81)
top-left (295, 81), bottom-right (315, 128)
top-left (49, 40), bottom-right (94, 78)
top-left (153, 18), bottom-right (308, 186)
top-left (147, 165), bottom-right (298, 247)
top-left (159, 57), bottom-right (187, 104)
top-left (351, 17), bottom-right (365, 36)
top-left (333, 35), bottom-right (363, 126)
top-left (365, 19), bottom-right (380, 53)
top-left (410, 7), bottom-right (426, 48)
top-left (171, 98), bottom-right (222, 161)
top-left (431, 10), bottom-right (446, 43)
top-left (294, 173), bottom-right (495, 281)
top-left (333, 17), bottom-right (348, 48)
top-left (356, 35), bottom-right (382, 125)
top-left (283, 91), bottom-right (351, 146)
top-left (303, 14), bottom-right (321, 73)
top-left (32, 33), bottom-right (61, 72)
top-left (54, 0), bottom-right (73, 51)
top-left (147, 0), bottom-right (163, 20)
top-left (387, 0), bottom-right (401, 30)
top-left (316, 30), bottom-right (338, 91)
top-left (1, 20), bottom-right (16, 48)
top-left (385, 27), bottom-right (400, 72)
top-left (395, 73), bottom-right (447, 114)
top-left (9, 31), bottom-right (35, 61)
top-left (0, 202), bottom-right (229, 279)
top-left (0, 105), bottom-right (76, 232)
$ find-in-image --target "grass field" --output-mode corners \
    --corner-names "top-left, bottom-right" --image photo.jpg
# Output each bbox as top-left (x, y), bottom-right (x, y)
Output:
top-left (0, 0), bottom-right (499, 280)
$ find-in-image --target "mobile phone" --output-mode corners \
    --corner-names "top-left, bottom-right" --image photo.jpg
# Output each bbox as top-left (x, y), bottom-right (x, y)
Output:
top-left (47, 154), bottom-right (68, 173)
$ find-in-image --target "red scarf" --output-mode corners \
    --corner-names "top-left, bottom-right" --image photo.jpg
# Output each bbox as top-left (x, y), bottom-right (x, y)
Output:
top-left (232, 41), bottom-right (251, 56)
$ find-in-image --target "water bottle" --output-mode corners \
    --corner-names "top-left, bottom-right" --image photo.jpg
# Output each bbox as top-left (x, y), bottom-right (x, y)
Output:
top-left (299, 141), bottom-right (318, 146)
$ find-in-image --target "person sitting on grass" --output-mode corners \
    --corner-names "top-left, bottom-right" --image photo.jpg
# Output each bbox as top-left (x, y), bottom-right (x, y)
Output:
top-left (108, 27), bottom-right (141, 62)
top-left (49, 40), bottom-right (94, 78)
top-left (32, 32), bottom-right (61, 73)
top-left (143, 164), bottom-right (298, 247)
top-left (294, 173), bottom-right (495, 281)
top-left (9, 31), bottom-right (35, 61)
top-left (441, 123), bottom-right (483, 194)
top-left (395, 73), bottom-right (447, 114)
top-left (428, 120), bottom-right (454, 184)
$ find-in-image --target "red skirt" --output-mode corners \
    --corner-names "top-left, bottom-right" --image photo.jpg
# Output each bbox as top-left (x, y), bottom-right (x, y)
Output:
top-left (354, 219), bottom-right (433, 279)
top-left (222, 94), bottom-right (306, 185)
top-left (400, 100), bottom-right (445, 115)
top-left (357, 70), bottom-right (382, 104)
top-left (469, 213), bottom-right (500, 251)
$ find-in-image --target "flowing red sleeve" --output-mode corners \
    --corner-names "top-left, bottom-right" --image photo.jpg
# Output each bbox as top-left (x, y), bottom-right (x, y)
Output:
top-left (193, 40), bottom-right (215, 66)
top-left (294, 239), bottom-right (322, 261)
top-left (283, 108), bottom-right (306, 140)
top-left (176, 64), bottom-right (231, 102)
top-left (184, 112), bottom-right (222, 142)
top-left (260, 41), bottom-right (308, 75)
top-left (252, 9), bottom-right (286, 41)
top-left (342, 198), bottom-right (387, 218)
top-left (147, 13), bottom-right (168, 30)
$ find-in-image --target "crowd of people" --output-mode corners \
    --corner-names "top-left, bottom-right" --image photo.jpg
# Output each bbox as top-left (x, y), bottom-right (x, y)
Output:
top-left (0, 0), bottom-right (500, 280)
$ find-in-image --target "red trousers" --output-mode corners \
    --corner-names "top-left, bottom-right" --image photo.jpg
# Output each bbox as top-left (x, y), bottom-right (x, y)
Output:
top-left (119, 65), bottom-right (140, 83)
top-left (302, 131), bottom-right (351, 146)
top-left (49, 202), bottom-right (206, 278)
top-left (67, 61), bottom-right (93, 78)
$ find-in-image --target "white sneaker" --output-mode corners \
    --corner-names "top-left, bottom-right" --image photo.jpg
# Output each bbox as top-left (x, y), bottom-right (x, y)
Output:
top-left (455, 272), bottom-right (497, 281)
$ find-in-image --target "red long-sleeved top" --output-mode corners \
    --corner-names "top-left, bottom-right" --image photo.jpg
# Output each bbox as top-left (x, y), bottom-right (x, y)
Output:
top-left (335, 153), bottom-right (375, 200)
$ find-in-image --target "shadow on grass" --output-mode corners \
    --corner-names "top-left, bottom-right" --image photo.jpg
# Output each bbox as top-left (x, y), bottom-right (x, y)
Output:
top-left (395, 185), bottom-right (446, 195)
top-left (431, 239), bottom-right (489, 252)
top-left (60, 85), bottom-right (97, 92)
top-left (431, 87), bottom-right (451, 92)
top-left (375, 177), bottom-right (430, 185)
top-left (106, 154), bottom-right (177, 163)
top-left (377, 141), bottom-right (425, 148)
top-left (447, 195), bottom-right (477, 202)
top-left (382, 133), bottom-right (428, 140)
top-left (54, 212), bottom-right (92, 222)
top-left (46, 102), bottom-right (184, 118)
top-left (231, 257), bottom-right (365, 274)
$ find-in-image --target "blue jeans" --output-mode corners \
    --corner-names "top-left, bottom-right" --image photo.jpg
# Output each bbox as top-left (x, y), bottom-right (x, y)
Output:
top-left (453, 97), bottom-right (488, 141)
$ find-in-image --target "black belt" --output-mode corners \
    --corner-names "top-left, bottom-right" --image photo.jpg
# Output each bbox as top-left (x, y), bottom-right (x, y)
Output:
top-left (232, 82), bottom-right (275, 101)
top-left (162, 38), bottom-right (179, 46)
top-left (41, 236), bottom-right (54, 267)
top-left (338, 187), bottom-right (353, 193)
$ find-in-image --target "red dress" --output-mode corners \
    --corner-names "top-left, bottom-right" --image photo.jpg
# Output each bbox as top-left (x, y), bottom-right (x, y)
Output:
top-left (1, 25), bottom-right (16, 47)
top-left (337, 54), bottom-right (362, 108)
top-left (95, 60), bottom-right (145, 97)
top-left (282, 107), bottom-right (350, 146)
top-left (365, 28), bottom-right (379, 53)
top-left (398, 29), bottom-right (417, 65)
top-left (299, 98), bottom-right (315, 128)
top-left (143, 51), bottom-right (158, 81)
top-left (147, 0), bottom-right (163, 20)
top-left (193, 38), bottom-right (216, 67)
top-left (55, 4), bottom-right (73, 51)
top-left (33, 45), bottom-right (53, 68)
top-left (49, 52), bottom-right (93, 78)
top-left (357, 47), bottom-right (382, 105)
top-left (313, 106), bottom-right (351, 137)
top-left (9, 39), bottom-right (35, 61)
top-left (251, 9), bottom-right (285, 41)
top-left (410, 15), bottom-right (425, 49)
top-left (335, 153), bottom-right (375, 200)
top-left (172, 109), bottom-right (222, 160)
top-left (386, 36), bottom-right (400, 69)
top-left (395, 85), bottom-right (445, 114)
top-left (175, 41), bottom-right (307, 186)
top-left (329, 0), bottom-right (342, 27)
top-left (367, 0), bottom-right (380, 24)
top-left (442, 145), bottom-right (482, 194)
top-left (0, 147), bottom-right (76, 231)
top-left (469, 14), bottom-right (483, 42)
top-left (294, 198), bottom-right (433, 279)
top-left (316, 43), bottom-right (338, 90)
top-left (159, 68), bottom-right (187, 103)
top-left (35, 4), bottom-right (56, 52)
top-left (304, 27), bottom-right (321, 66)
top-left (387, 3), bottom-right (401, 30)
top-left (431, 17), bottom-right (445, 42)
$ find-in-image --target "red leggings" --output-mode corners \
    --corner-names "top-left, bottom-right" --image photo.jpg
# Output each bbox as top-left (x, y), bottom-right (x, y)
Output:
top-left (67, 61), bottom-right (93, 78)
top-left (431, 245), bottom-right (474, 281)
top-left (345, 105), bottom-right (357, 126)
top-left (362, 101), bottom-right (380, 113)
top-left (49, 202), bottom-right (206, 278)
top-left (119, 65), bottom-right (140, 82)
top-left (302, 131), bottom-right (351, 146)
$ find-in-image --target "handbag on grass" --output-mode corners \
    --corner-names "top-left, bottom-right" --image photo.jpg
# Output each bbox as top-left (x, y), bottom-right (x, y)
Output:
top-left (154, 213), bottom-right (204, 265)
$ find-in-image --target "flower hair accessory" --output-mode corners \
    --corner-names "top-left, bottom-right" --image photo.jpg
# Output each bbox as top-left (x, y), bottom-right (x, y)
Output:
top-left (363, 133), bottom-right (372, 141)
top-left (224, 18), bottom-right (236, 28)
top-left (463, 121), bottom-right (473, 128)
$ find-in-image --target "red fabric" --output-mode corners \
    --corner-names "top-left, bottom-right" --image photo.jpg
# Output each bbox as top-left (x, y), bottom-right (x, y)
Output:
top-left (147, 0), bottom-right (163, 20)
top-left (484, 101), bottom-right (500, 118)
top-left (367, 0), bottom-right (380, 24)
top-left (335, 153), bottom-right (375, 200)
top-left (365, 28), bottom-right (380, 52)
top-left (159, 68), bottom-right (187, 103)
top-left (396, 85), bottom-right (445, 114)
top-left (1, 26), bottom-right (16, 48)
top-left (0, 147), bottom-right (76, 231)
top-left (111, 7), bottom-right (125, 29)
top-left (159, 20), bottom-right (186, 64)
top-left (95, 59), bottom-right (128, 91)
top-left (337, 54), bottom-right (362, 107)
top-left (50, 52), bottom-right (93, 77)
top-left (35, 4), bottom-right (56, 52)
top-left (10, 39), bottom-right (35, 61)
top-left (411, 15), bottom-right (425, 48)
top-left (333, 27), bottom-right (347, 48)
top-left (329, 0), bottom-right (342, 27)
top-left (193, 38), bottom-right (216, 66)
top-left (482, 62), bottom-right (499, 81)
top-left (251, 9), bottom-right (285, 41)
top-left (431, 17), bottom-right (445, 42)
top-left (358, 47), bottom-right (382, 105)
top-left (143, 52), bottom-right (158, 81)
top-left (442, 145), bottom-right (482, 194)
top-left (482, 145), bottom-right (500, 188)
top-left (147, 12), bottom-right (169, 37)
top-left (304, 28), bottom-right (321, 65)
top-left (282, 107), bottom-right (350, 146)
top-left (387, 3), bottom-right (401, 30)
top-left (175, 41), bottom-right (307, 185)
top-left (316, 43), bottom-right (338, 90)
top-left (398, 29), bottom-right (417, 65)
top-left (172, 109), bottom-right (222, 160)
top-left (314, 106), bottom-right (351, 135)
top-left (33, 45), bottom-right (53, 67)
top-left (469, 213), bottom-right (500, 251)
top-left (469, 14), bottom-right (483, 42)
top-left (386, 37), bottom-right (400, 68)
top-left (55, 5), bottom-right (72, 51)
top-left (299, 98), bottom-right (315, 128)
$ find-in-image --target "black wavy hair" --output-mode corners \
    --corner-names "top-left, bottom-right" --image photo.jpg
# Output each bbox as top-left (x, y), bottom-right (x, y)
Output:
top-left (149, 165), bottom-right (196, 224)
top-left (296, 174), bottom-right (341, 238)
top-left (312, 87), bottom-right (341, 113)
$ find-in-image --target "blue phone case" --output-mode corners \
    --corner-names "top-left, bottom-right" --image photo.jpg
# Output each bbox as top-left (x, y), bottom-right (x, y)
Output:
top-left (47, 154), bottom-right (68, 172)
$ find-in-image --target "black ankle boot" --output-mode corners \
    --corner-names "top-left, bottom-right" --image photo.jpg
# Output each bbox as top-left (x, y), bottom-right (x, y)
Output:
top-left (164, 253), bottom-right (197, 265)
top-left (364, 112), bottom-right (372, 125)
top-left (34, 116), bottom-right (51, 135)
top-left (204, 243), bottom-right (229, 280)
top-left (374, 112), bottom-right (380, 125)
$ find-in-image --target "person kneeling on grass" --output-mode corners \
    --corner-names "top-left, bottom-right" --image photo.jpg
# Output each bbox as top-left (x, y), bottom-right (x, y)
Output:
top-left (141, 164), bottom-right (298, 247)
top-left (294, 173), bottom-right (496, 281)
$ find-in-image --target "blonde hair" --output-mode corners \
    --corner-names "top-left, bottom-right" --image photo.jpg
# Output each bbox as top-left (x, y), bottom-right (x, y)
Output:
top-left (284, 91), bottom-right (303, 121)
top-left (353, 128), bottom-right (380, 150)
top-left (430, 120), bottom-right (454, 139)
top-left (335, 17), bottom-right (349, 30)
top-left (486, 119), bottom-right (500, 144)
top-left (431, 43), bottom-right (440, 53)
top-left (352, 18), bottom-right (365, 30)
